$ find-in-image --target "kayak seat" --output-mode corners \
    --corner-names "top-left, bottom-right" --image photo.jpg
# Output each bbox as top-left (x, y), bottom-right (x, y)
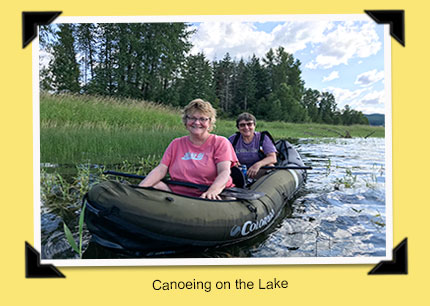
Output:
top-left (230, 166), bottom-right (246, 188)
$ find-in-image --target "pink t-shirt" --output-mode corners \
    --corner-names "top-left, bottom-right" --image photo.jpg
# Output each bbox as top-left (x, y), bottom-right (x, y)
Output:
top-left (161, 134), bottom-right (238, 197)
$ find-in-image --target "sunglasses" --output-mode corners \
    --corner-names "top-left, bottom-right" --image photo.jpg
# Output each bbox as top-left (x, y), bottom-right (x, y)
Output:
top-left (187, 116), bottom-right (210, 123)
top-left (238, 122), bottom-right (254, 128)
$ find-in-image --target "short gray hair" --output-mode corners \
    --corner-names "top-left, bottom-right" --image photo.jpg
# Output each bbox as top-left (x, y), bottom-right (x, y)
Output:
top-left (236, 112), bottom-right (256, 128)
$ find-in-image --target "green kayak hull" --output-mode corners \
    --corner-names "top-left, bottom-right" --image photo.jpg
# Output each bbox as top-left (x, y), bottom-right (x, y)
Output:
top-left (84, 140), bottom-right (306, 254)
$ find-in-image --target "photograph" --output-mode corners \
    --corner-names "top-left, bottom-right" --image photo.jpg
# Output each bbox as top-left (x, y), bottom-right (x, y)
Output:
top-left (35, 14), bottom-right (391, 266)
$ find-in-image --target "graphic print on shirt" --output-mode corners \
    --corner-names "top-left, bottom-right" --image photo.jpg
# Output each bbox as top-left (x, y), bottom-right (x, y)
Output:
top-left (236, 147), bottom-right (258, 154)
top-left (181, 152), bottom-right (205, 161)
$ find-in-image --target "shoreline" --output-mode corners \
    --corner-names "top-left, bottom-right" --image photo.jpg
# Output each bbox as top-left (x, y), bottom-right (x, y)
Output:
top-left (40, 93), bottom-right (385, 164)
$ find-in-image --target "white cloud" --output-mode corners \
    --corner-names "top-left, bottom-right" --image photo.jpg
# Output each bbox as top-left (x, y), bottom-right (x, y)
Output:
top-left (324, 87), bottom-right (385, 114)
top-left (353, 90), bottom-right (386, 114)
top-left (271, 21), bottom-right (332, 53)
top-left (305, 22), bottom-right (381, 69)
top-left (360, 90), bottom-right (385, 105)
top-left (190, 22), bottom-right (273, 60)
top-left (190, 20), bottom-right (333, 61)
top-left (355, 69), bottom-right (384, 87)
top-left (323, 86), bottom-right (368, 109)
top-left (324, 86), bottom-right (367, 102)
top-left (322, 71), bottom-right (339, 82)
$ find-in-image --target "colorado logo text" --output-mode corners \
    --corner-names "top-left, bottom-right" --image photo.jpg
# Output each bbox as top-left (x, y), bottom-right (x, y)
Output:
top-left (230, 209), bottom-right (275, 237)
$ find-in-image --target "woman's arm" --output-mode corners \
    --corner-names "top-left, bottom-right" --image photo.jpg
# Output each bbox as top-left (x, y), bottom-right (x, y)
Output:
top-left (247, 152), bottom-right (277, 178)
top-left (138, 163), bottom-right (168, 187)
top-left (200, 160), bottom-right (232, 200)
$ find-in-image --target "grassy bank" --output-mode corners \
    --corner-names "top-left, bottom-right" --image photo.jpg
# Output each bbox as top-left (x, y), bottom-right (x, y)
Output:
top-left (40, 93), bottom-right (384, 164)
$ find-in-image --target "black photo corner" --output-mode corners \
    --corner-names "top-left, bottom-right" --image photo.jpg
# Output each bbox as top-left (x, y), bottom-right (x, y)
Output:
top-left (25, 242), bottom-right (65, 278)
top-left (364, 10), bottom-right (405, 46)
top-left (23, 10), bottom-right (406, 277)
top-left (368, 238), bottom-right (408, 275)
top-left (22, 11), bottom-right (62, 48)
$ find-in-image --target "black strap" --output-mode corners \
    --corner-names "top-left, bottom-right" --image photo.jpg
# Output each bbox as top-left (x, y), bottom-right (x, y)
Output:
top-left (231, 132), bottom-right (241, 151)
top-left (260, 131), bottom-right (276, 147)
top-left (258, 131), bottom-right (276, 159)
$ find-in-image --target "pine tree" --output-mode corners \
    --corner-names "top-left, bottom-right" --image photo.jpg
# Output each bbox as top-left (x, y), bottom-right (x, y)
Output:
top-left (231, 59), bottom-right (257, 115)
top-left (213, 53), bottom-right (235, 114)
top-left (49, 24), bottom-right (80, 93)
top-left (137, 23), bottom-right (194, 103)
top-left (262, 47), bottom-right (306, 122)
top-left (302, 89), bottom-right (320, 122)
top-left (76, 23), bottom-right (97, 90)
top-left (318, 92), bottom-right (337, 124)
top-left (178, 53), bottom-right (215, 106)
top-left (247, 55), bottom-right (270, 118)
top-left (88, 23), bottom-right (118, 95)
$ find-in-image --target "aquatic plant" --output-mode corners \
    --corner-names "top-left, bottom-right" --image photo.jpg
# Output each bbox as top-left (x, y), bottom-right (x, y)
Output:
top-left (40, 169), bottom-right (79, 218)
top-left (325, 159), bottom-right (332, 176)
top-left (334, 168), bottom-right (357, 189)
top-left (371, 211), bottom-right (386, 228)
top-left (364, 173), bottom-right (378, 189)
top-left (363, 164), bottom-right (385, 189)
top-left (63, 202), bottom-right (86, 258)
top-left (115, 156), bottom-right (160, 176)
top-left (41, 158), bottom-right (159, 213)
top-left (74, 164), bottom-right (91, 196)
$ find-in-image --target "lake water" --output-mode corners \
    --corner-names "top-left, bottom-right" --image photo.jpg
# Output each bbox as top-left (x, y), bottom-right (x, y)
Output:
top-left (249, 137), bottom-right (387, 258)
top-left (40, 137), bottom-right (387, 260)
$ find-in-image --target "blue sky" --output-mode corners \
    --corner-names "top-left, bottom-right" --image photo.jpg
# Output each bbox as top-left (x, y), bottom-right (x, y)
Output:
top-left (189, 19), bottom-right (387, 114)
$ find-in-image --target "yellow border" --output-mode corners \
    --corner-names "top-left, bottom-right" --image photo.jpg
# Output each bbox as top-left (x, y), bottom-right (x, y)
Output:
top-left (2, 1), bottom-right (427, 304)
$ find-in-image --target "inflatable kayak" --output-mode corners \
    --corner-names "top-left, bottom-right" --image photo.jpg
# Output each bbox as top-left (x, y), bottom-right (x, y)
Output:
top-left (84, 140), bottom-right (307, 255)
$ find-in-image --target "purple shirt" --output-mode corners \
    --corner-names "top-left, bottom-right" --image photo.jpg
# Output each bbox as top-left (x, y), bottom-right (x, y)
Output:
top-left (228, 132), bottom-right (277, 168)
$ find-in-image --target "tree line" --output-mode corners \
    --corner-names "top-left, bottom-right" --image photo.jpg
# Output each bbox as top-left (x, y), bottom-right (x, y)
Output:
top-left (40, 23), bottom-right (369, 125)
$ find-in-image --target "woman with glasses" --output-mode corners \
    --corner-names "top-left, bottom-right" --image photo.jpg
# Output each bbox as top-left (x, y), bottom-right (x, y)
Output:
top-left (228, 112), bottom-right (277, 179)
top-left (139, 99), bottom-right (238, 200)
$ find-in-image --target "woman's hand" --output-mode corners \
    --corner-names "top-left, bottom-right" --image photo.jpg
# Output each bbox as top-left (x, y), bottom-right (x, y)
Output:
top-left (248, 152), bottom-right (277, 179)
top-left (200, 161), bottom-right (231, 200)
top-left (247, 162), bottom-right (262, 179)
top-left (200, 188), bottom-right (223, 200)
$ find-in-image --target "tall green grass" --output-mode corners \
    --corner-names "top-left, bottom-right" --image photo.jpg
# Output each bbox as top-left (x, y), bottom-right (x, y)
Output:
top-left (40, 93), bottom-right (384, 164)
top-left (41, 127), bottom-right (184, 164)
top-left (40, 93), bottom-right (185, 164)
top-left (40, 93), bottom-right (182, 131)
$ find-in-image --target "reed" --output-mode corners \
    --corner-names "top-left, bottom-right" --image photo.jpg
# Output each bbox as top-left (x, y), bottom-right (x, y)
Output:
top-left (63, 202), bottom-right (86, 259)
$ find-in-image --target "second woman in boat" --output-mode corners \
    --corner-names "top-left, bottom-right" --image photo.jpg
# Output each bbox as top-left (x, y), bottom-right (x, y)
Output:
top-left (229, 112), bottom-right (277, 179)
top-left (139, 99), bottom-right (238, 200)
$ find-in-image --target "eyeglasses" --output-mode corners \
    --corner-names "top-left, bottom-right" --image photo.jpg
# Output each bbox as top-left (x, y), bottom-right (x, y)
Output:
top-left (186, 116), bottom-right (210, 123)
top-left (238, 122), bottom-right (254, 128)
